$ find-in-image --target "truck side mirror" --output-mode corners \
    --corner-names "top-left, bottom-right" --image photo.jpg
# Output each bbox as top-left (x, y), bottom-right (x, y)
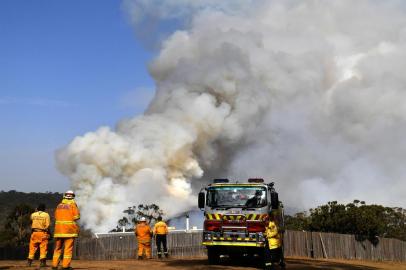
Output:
top-left (271, 192), bottom-right (279, 209)
top-left (198, 192), bottom-right (205, 209)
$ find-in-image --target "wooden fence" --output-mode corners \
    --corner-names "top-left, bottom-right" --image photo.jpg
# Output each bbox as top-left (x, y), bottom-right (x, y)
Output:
top-left (73, 230), bottom-right (406, 262)
top-left (74, 231), bottom-right (205, 260)
top-left (284, 231), bottom-right (406, 262)
top-left (284, 230), bottom-right (406, 261)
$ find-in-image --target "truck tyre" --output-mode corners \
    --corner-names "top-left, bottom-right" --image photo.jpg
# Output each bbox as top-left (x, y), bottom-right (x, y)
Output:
top-left (207, 247), bottom-right (220, 265)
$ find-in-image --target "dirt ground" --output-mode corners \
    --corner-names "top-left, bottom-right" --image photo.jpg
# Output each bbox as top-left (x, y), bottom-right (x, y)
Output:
top-left (1, 257), bottom-right (406, 270)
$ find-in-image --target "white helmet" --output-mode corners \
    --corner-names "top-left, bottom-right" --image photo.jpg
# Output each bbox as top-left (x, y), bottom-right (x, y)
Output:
top-left (64, 190), bottom-right (75, 199)
top-left (140, 217), bottom-right (146, 222)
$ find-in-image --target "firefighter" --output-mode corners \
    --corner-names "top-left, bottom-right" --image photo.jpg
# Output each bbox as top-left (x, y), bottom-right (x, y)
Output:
top-left (27, 203), bottom-right (50, 267)
top-left (153, 216), bottom-right (169, 258)
top-left (264, 214), bottom-right (285, 270)
top-left (52, 190), bottom-right (80, 270)
top-left (135, 217), bottom-right (152, 259)
top-left (246, 190), bottom-right (265, 207)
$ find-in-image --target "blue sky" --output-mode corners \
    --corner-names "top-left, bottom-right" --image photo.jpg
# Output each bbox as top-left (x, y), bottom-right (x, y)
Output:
top-left (0, 0), bottom-right (155, 192)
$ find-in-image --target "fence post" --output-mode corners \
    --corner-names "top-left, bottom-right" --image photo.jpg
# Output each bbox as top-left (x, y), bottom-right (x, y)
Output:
top-left (319, 233), bottom-right (328, 259)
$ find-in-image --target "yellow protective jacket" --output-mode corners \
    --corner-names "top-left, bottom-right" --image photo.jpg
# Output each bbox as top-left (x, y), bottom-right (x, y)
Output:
top-left (31, 211), bottom-right (50, 231)
top-left (135, 222), bottom-right (152, 243)
top-left (265, 221), bottom-right (281, 250)
top-left (54, 199), bottom-right (80, 238)
top-left (153, 221), bottom-right (168, 235)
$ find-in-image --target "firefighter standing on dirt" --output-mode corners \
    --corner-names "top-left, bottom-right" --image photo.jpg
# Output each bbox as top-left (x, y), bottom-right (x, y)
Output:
top-left (52, 190), bottom-right (80, 270)
top-left (264, 214), bottom-right (285, 270)
top-left (27, 203), bottom-right (50, 267)
top-left (153, 216), bottom-right (169, 258)
top-left (135, 217), bottom-right (152, 259)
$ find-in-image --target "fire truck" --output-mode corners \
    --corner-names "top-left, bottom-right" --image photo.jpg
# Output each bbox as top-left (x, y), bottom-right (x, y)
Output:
top-left (198, 178), bottom-right (285, 265)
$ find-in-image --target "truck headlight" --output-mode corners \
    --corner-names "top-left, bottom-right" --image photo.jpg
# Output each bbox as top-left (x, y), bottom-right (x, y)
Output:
top-left (204, 233), bottom-right (212, 241)
top-left (257, 232), bottom-right (265, 242)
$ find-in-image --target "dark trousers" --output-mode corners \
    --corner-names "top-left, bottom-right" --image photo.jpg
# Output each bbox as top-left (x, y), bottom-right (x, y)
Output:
top-left (156, 234), bottom-right (168, 257)
top-left (265, 247), bottom-right (282, 268)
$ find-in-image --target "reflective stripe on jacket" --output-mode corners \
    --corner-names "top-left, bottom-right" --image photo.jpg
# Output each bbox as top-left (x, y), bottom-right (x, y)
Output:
top-left (265, 221), bottom-right (281, 250)
top-left (31, 211), bottom-right (50, 231)
top-left (153, 221), bottom-right (168, 235)
top-left (54, 199), bottom-right (80, 238)
top-left (135, 222), bottom-right (152, 243)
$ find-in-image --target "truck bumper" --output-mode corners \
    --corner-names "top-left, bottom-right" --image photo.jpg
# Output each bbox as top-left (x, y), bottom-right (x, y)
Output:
top-left (202, 241), bottom-right (265, 247)
top-left (202, 230), bottom-right (266, 248)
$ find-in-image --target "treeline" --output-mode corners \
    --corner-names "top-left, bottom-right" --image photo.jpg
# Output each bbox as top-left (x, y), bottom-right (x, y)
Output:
top-left (0, 190), bottom-right (62, 224)
top-left (0, 190), bottom-right (62, 247)
top-left (285, 200), bottom-right (406, 243)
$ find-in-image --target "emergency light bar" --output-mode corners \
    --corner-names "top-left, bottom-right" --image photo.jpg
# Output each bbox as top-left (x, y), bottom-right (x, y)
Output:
top-left (248, 178), bottom-right (264, 183)
top-left (213, 178), bottom-right (229, 183)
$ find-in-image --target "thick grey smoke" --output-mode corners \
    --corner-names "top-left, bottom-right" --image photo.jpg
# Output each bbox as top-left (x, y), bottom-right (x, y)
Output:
top-left (57, 0), bottom-right (406, 232)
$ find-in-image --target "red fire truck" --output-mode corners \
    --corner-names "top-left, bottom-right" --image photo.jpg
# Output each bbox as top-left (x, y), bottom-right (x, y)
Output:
top-left (198, 178), bottom-right (285, 266)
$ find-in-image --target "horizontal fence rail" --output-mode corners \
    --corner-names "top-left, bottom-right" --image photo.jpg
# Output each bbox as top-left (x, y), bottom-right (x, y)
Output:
top-left (2, 230), bottom-right (406, 262)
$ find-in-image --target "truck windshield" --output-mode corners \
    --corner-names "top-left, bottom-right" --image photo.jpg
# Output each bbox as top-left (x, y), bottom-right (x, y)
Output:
top-left (206, 186), bottom-right (267, 208)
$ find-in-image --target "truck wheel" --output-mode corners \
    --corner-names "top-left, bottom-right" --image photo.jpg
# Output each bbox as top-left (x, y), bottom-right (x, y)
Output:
top-left (207, 247), bottom-right (220, 265)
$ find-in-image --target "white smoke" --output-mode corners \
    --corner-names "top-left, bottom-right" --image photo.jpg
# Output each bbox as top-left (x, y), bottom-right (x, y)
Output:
top-left (57, 0), bottom-right (406, 231)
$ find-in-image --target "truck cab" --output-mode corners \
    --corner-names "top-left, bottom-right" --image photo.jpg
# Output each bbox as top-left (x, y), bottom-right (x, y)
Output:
top-left (198, 178), bottom-right (284, 264)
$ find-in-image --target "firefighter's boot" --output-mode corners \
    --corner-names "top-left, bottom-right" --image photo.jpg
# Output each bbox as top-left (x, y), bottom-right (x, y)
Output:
top-left (40, 259), bottom-right (47, 267)
top-left (264, 264), bottom-right (275, 270)
top-left (26, 259), bottom-right (33, 267)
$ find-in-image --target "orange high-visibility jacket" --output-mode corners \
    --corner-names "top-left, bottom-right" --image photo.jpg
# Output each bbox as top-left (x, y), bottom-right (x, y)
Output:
top-left (54, 199), bottom-right (80, 238)
top-left (31, 211), bottom-right (50, 231)
top-left (135, 222), bottom-right (152, 243)
top-left (153, 221), bottom-right (168, 235)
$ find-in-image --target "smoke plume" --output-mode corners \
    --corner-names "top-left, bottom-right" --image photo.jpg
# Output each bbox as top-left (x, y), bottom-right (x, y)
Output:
top-left (57, 0), bottom-right (406, 232)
